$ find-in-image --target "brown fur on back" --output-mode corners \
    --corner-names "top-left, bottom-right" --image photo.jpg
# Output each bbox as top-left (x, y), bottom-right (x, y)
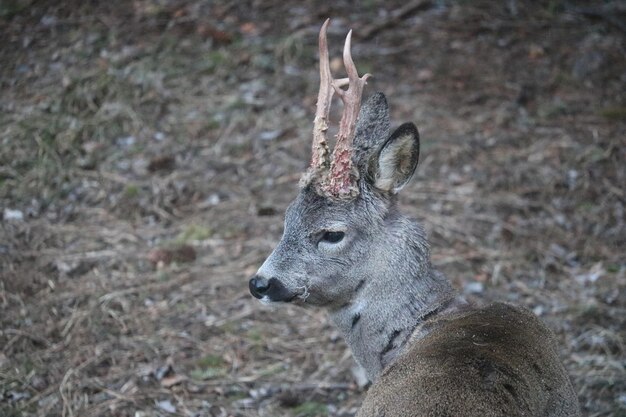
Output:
top-left (357, 303), bottom-right (580, 417)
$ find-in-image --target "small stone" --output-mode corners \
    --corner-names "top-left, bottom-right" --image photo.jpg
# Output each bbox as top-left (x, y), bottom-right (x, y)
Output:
top-left (463, 282), bottom-right (484, 295)
top-left (8, 390), bottom-right (31, 401)
top-left (416, 68), bottom-right (433, 81)
top-left (117, 135), bottom-right (136, 147)
top-left (249, 387), bottom-right (269, 400)
top-left (258, 130), bottom-right (283, 141)
top-left (31, 375), bottom-right (48, 391)
top-left (3, 208), bottom-right (24, 221)
top-left (156, 399), bottom-right (176, 413)
top-left (206, 194), bottom-right (221, 206)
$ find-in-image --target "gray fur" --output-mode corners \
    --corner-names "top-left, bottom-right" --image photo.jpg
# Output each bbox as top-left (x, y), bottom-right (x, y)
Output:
top-left (250, 93), bottom-right (580, 416)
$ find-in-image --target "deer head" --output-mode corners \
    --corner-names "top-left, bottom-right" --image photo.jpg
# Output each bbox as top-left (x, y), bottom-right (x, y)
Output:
top-left (249, 19), bottom-right (423, 309)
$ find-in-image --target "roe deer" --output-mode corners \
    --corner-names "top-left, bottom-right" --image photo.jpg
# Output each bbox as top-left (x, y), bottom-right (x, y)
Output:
top-left (249, 19), bottom-right (580, 417)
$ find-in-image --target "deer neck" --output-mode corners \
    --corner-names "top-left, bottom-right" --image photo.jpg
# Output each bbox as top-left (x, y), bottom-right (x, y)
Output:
top-left (328, 218), bottom-right (459, 382)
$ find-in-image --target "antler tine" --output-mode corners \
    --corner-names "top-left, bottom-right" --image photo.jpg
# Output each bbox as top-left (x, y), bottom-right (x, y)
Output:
top-left (327, 29), bottom-right (371, 198)
top-left (311, 18), bottom-right (333, 171)
top-left (332, 31), bottom-right (371, 96)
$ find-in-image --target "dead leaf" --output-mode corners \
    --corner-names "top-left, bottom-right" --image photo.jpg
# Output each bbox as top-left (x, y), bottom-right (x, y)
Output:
top-left (148, 155), bottom-right (176, 172)
top-left (196, 24), bottom-right (233, 44)
top-left (257, 206), bottom-right (277, 216)
top-left (173, 8), bottom-right (186, 18)
top-left (148, 245), bottom-right (196, 266)
top-left (161, 374), bottom-right (187, 388)
top-left (239, 22), bottom-right (258, 36)
top-left (417, 68), bottom-right (434, 81)
top-left (528, 44), bottom-right (545, 60)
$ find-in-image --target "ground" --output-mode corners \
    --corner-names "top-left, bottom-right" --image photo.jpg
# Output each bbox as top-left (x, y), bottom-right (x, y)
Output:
top-left (0, 1), bottom-right (624, 416)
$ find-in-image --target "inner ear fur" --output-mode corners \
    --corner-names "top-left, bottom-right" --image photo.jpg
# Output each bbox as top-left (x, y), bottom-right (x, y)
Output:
top-left (369, 123), bottom-right (420, 193)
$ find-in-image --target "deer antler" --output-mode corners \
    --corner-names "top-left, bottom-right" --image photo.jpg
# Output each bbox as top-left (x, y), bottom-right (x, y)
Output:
top-left (311, 19), bottom-right (333, 172)
top-left (309, 19), bottom-right (371, 199)
top-left (327, 29), bottom-right (371, 197)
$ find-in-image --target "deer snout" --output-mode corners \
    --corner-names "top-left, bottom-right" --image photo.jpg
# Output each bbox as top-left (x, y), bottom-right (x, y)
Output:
top-left (249, 275), bottom-right (270, 298)
top-left (248, 275), bottom-right (294, 302)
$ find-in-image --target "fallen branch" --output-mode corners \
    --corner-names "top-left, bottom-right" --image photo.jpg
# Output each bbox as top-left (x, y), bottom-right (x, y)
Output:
top-left (360, 0), bottom-right (433, 40)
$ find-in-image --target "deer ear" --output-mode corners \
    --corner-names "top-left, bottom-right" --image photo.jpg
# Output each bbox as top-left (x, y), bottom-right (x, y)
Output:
top-left (370, 123), bottom-right (420, 193)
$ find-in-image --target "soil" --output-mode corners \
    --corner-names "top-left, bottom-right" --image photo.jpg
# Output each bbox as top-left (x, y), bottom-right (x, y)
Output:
top-left (1, 1), bottom-right (624, 416)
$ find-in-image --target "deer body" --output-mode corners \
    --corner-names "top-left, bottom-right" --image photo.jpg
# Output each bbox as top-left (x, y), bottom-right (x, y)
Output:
top-left (358, 303), bottom-right (580, 417)
top-left (249, 20), bottom-right (580, 417)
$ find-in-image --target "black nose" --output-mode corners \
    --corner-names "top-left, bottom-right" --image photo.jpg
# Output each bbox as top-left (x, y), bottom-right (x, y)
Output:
top-left (249, 275), bottom-right (270, 299)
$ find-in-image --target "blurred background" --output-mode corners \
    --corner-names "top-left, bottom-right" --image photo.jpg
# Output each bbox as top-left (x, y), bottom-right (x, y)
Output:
top-left (1, 0), bottom-right (624, 416)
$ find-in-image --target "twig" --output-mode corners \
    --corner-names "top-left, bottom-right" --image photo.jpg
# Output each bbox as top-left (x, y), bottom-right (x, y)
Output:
top-left (360, 0), bottom-right (433, 40)
top-left (59, 357), bottom-right (98, 417)
top-left (2, 328), bottom-right (51, 351)
top-left (568, 4), bottom-right (626, 33)
top-left (288, 381), bottom-right (353, 391)
top-left (98, 273), bottom-right (194, 303)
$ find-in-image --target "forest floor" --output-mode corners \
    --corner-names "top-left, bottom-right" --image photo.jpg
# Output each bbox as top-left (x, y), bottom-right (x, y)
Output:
top-left (1, 0), bottom-right (624, 416)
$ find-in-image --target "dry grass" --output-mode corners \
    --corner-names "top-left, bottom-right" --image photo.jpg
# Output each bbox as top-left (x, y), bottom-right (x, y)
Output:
top-left (1, 1), bottom-right (624, 416)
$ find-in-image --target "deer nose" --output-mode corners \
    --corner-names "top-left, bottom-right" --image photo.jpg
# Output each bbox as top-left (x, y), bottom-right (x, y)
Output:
top-left (249, 275), bottom-right (270, 299)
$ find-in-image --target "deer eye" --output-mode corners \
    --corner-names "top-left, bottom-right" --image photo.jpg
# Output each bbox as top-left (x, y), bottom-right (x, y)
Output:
top-left (321, 231), bottom-right (345, 244)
